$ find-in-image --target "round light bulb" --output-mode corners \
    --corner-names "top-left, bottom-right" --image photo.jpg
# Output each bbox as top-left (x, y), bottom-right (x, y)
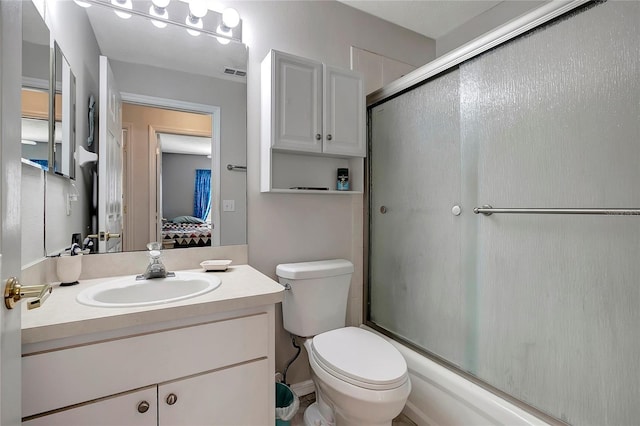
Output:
top-left (185, 15), bottom-right (203, 37)
top-left (111, 0), bottom-right (132, 19)
top-left (149, 4), bottom-right (168, 28)
top-left (151, 0), bottom-right (170, 7)
top-left (222, 8), bottom-right (240, 29)
top-left (188, 0), bottom-right (208, 18)
top-left (216, 24), bottom-right (232, 37)
top-left (73, 0), bottom-right (92, 8)
top-left (216, 25), bottom-right (232, 44)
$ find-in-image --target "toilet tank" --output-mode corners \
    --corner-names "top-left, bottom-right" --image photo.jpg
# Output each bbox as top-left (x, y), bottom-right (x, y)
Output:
top-left (276, 259), bottom-right (354, 337)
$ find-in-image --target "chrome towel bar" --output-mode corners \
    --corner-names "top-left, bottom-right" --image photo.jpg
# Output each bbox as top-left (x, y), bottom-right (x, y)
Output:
top-left (474, 205), bottom-right (640, 216)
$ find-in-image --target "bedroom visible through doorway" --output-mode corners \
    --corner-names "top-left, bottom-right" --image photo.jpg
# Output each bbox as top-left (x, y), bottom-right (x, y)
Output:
top-left (121, 102), bottom-right (216, 251)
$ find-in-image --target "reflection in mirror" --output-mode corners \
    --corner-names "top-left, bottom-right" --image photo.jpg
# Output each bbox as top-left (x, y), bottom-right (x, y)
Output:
top-left (121, 103), bottom-right (214, 251)
top-left (52, 43), bottom-right (77, 179)
top-left (43, 0), bottom-right (247, 256)
top-left (159, 130), bottom-right (214, 250)
top-left (21, 0), bottom-right (51, 170)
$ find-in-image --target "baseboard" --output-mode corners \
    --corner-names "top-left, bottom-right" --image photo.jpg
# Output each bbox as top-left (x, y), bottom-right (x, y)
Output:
top-left (290, 379), bottom-right (315, 397)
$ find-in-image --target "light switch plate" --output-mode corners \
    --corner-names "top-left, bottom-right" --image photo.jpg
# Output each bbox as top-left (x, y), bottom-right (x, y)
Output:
top-left (222, 200), bottom-right (235, 212)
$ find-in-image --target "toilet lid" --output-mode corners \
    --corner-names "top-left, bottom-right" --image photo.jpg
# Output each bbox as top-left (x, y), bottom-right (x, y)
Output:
top-left (311, 327), bottom-right (408, 390)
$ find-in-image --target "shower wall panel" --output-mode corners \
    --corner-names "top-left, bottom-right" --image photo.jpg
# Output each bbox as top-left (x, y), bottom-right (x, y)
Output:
top-left (368, 2), bottom-right (640, 424)
top-left (462, 2), bottom-right (639, 424)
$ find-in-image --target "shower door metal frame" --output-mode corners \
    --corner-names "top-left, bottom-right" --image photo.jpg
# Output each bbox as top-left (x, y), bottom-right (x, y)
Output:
top-left (364, 1), bottom-right (590, 424)
top-left (365, 0), bottom-right (589, 108)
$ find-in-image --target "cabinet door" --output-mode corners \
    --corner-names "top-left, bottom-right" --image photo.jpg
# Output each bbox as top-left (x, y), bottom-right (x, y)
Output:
top-left (323, 65), bottom-right (366, 157)
top-left (22, 387), bottom-right (157, 426)
top-left (273, 52), bottom-right (323, 153)
top-left (159, 358), bottom-right (269, 425)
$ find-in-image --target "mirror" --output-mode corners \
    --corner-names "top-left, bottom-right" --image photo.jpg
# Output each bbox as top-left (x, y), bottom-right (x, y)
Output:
top-left (21, 0), bottom-right (51, 170)
top-left (42, 0), bottom-right (247, 255)
top-left (52, 42), bottom-right (76, 179)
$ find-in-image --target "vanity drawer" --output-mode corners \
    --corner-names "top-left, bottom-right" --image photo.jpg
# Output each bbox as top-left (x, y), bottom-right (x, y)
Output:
top-left (23, 312), bottom-right (269, 417)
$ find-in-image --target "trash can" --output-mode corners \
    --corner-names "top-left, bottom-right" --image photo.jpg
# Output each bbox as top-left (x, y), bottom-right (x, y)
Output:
top-left (275, 382), bottom-right (299, 426)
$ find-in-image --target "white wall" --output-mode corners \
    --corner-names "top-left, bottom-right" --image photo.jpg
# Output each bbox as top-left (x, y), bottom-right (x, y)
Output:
top-left (233, 0), bottom-right (435, 385)
top-left (22, 41), bottom-right (49, 82)
top-left (162, 153), bottom-right (211, 220)
top-left (436, 1), bottom-right (545, 57)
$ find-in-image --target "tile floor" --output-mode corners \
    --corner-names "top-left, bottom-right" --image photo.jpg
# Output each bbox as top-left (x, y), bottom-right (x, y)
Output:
top-left (290, 393), bottom-right (416, 426)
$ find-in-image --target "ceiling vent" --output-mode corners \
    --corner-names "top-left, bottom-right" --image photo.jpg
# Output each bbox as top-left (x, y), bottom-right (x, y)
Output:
top-left (223, 66), bottom-right (247, 77)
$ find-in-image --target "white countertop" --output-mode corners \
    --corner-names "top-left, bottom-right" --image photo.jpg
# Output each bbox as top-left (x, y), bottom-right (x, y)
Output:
top-left (22, 264), bottom-right (284, 346)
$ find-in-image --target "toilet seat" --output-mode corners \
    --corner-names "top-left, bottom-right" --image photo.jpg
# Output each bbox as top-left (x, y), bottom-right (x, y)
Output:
top-left (310, 327), bottom-right (408, 391)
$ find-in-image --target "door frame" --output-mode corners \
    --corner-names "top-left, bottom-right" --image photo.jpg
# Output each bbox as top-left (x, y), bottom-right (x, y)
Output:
top-left (121, 123), bottom-right (132, 251)
top-left (120, 93), bottom-right (221, 247)
top-left (148, 124), bottom-right (212, 243)
top-left (1, 1), bottom-right (24, 424)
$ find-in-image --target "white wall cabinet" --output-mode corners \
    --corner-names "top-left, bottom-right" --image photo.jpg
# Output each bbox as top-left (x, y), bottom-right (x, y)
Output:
top-left (350, 46), bottom-right (417, 95)
top-left (261, 49), bottom-right (365, 193)
top-left (22, 308), bottom-right (274, 425)
top-left (267, 52), bottom-right (323, 154)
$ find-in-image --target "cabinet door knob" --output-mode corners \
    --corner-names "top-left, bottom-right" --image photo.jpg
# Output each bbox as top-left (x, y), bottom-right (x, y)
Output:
top-left (326, 134), bottom-right (333, 141)
top-left (315, 133), bottom-right (322, 140)
top-left (380, 206), bottom-right (387, 214)
top-left (137, 401), bottom-right (150, 413)
top-left (166, 393), bottom-right (178, 405)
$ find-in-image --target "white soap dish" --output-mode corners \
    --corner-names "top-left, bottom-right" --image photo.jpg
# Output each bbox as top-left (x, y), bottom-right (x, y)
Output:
top-left (200, 260), bottom-right (232, 271)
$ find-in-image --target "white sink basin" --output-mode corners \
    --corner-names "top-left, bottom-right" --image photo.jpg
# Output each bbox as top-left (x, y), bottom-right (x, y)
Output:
top-left (76, 271), bottom-right (222, 308)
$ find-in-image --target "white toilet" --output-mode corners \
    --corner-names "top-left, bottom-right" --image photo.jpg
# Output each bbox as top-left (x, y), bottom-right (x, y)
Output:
top-left (276, 259), bottom-right (411, 426)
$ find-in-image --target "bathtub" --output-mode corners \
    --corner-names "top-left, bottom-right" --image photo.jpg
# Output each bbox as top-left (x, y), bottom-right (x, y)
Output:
top-left (361, 326), bottom-right (556, 426)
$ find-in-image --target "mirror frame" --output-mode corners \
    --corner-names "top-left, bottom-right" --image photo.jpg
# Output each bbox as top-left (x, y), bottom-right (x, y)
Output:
top-left (50, 41), bottom-right (76, 180)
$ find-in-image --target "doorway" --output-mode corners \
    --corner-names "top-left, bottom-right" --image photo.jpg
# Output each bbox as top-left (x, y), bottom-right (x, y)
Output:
top-left (120, 99), bottom-right (219, 251)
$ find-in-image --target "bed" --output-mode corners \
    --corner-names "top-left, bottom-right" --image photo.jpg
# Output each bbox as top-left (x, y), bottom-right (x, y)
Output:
top-left (162, 221), bottom-right (212, 248)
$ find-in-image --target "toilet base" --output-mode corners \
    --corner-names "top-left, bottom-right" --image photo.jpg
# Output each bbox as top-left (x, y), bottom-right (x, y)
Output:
top-left (304, 402), bottom-right (333, 426)
top-left (303, 398), bottom-right (397, 426)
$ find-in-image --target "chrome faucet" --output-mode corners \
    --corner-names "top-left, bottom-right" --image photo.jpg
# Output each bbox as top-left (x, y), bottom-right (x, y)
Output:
top-left (137, 242), bottom-right (174, 280)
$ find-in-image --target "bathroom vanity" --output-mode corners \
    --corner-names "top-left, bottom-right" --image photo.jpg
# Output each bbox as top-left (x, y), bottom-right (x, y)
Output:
top-left (20, 265), bottom-right (283, 425)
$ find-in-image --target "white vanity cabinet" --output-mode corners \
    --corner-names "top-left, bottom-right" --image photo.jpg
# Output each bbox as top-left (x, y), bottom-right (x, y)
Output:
top-left (23, 360), bottom-right (269, 426)
top-left (22, 387), bottom-right (158, 426)
top-left (22, 308), bottom-right (274, 425)
top-left (261, 49), bottom-right (365, 193)
top-left (159, 358), bottom-right (269, 425)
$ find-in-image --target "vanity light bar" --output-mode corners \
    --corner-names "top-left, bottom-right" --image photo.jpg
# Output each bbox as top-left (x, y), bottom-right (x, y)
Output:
top-left (79, 0), bottom-right (242, 43)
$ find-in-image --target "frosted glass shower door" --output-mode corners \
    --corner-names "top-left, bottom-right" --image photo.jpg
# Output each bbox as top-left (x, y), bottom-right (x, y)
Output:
top-left (368, 69), bottom-right (466, 366)
top-left (368, 2), bottom-right (640, 424)
top-left (460, 2), bottom-right (640, 424)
